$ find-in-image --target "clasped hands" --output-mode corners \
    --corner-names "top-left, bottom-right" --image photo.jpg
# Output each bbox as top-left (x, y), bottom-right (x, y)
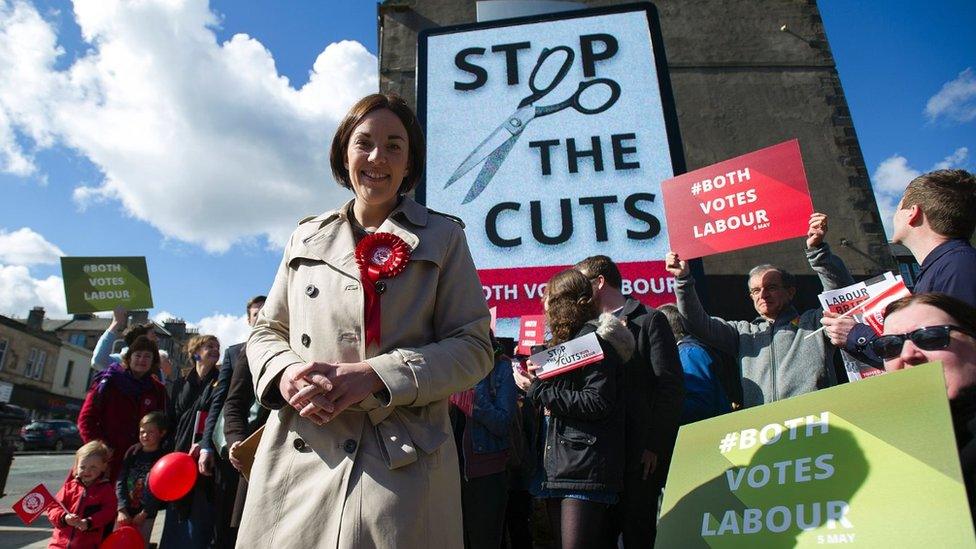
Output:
top-left (279, 361), bottom-right (385, 425)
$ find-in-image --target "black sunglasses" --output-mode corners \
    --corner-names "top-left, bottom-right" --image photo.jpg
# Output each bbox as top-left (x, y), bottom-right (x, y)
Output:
top-left (871, 325), bottom-right (976, 360)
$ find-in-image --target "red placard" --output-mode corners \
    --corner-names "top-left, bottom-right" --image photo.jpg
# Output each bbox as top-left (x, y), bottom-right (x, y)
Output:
top-left (517, 315), bottom-right (547, 356)
top-left (480, 260), bottom-right (675, 319)
top-left (661, 139), bottom-right (814, 259)
top-left (861, 280), bottom-right (912, 335)
top-left (12, 484), bottom-right (58, 525)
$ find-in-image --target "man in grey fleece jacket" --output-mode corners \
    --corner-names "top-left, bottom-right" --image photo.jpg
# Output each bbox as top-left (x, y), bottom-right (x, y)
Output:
top-left (664, 213), bottom-right (854, 408)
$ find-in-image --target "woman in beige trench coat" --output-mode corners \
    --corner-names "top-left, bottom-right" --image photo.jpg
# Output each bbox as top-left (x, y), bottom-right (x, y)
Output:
top-left (238, 93), bottom-right (493, 548)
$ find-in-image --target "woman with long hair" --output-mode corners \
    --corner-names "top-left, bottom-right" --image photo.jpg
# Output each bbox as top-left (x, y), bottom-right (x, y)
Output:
top-left (237, 93), bottom-right (492, 548)
top-left (160, 334), bottom-right (221, 548)
top-left (77, 335), bottom-right (167, 481)
top-left (513, 269), bottom-right (633, 549)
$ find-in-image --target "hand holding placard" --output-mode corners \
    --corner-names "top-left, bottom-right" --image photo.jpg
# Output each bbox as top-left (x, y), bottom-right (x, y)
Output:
top-left (806, 213), bottom-right (828, 249)
top-left (664, 251), bottom-right (689, 278)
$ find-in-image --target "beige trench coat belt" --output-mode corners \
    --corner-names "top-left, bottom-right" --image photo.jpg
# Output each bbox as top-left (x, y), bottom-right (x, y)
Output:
top-left (356, 391), bottom-right (449, 470)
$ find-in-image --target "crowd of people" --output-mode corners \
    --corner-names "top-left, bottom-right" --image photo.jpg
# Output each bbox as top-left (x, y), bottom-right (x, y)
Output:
top-left (43, 93), bottom-right (976, 549)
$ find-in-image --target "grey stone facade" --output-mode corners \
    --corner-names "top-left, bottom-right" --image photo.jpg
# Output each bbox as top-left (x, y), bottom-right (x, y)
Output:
top-left (378, 0), bottom-right (891, 317)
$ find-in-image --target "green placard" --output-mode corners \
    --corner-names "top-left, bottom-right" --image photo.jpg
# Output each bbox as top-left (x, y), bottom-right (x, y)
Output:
top-left (657, 363), bottom-right (975, 548)
top-left (60, 256), bottom-right (154, 314)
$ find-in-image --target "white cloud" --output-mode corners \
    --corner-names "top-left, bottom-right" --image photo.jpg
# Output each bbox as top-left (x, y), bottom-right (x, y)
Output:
top-left (0, 226), bottom-right (64, 265)
top-left (0, 0), bottom-right (377, 252)
top-left (0, 263), bottom-right (66, 317)
top-left (932, 146), bottom-right (969, 170)
top-left (194, 312), bottom-right (251, 350)
top-left (152, 309), bottom-right (249, 361)
top-left (872, 147), bottom-right (970, 238)
top-left (925, 68), bottom-right (976, 124)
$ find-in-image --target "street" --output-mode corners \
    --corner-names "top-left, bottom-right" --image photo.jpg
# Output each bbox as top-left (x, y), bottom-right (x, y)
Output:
top-left (0, 453), bottom-right (164, 548)
top-left (0, 453), bottom-right (72, 548)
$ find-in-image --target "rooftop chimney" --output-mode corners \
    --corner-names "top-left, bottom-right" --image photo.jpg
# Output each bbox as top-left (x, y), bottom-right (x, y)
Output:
top-left (129, 310), bottom-right (150, 324)
top-left (27, 306), bottom-right (45, 331)
top-left (164, 319), bottom-right (186, 339)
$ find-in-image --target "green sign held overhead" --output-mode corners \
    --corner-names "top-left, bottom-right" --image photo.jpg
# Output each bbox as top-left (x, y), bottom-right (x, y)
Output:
top-left (657, 363), bottom-right (975, 548)
top-left (60, 256), bottom-right (153, 314)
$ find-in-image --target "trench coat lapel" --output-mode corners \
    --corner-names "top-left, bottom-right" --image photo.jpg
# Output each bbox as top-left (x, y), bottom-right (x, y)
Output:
top-left (376, 197), bottom-right (425, 251)
top-left (297, 202), bottom-right (361, 281)
top-left (298, 198), bottom-right (426, 282)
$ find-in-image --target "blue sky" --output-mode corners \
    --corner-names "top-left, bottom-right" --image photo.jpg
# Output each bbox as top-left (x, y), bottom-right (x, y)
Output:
top-left (0, 0), bottom-right (972, 347)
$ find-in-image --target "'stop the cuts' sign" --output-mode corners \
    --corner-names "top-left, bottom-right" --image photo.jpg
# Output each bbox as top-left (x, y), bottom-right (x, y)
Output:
top-left (419, 4), bottom-right (684, 318)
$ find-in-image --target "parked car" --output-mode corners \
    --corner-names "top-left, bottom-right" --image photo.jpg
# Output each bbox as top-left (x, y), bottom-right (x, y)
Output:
top-left (19, 420), bottom-right (82, 451)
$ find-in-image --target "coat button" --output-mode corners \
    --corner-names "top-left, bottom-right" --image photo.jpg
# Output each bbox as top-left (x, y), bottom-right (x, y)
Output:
top-left (305, 284), bottom-right (318, 297)
top-left (375, 281), bottom-right (386, 294)
top-left (301, 334), bottom-right (311, 347)
top-left (343, 439), bottom-right (357, 454)
top-left (294, 438), bottom-right (306, 451)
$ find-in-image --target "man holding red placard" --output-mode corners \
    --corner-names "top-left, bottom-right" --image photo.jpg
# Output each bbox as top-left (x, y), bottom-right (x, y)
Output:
top-left (665, 213), bottom-right (855, 408)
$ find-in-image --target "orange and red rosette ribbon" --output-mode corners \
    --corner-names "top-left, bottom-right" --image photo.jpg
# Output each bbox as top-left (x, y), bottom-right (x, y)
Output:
top-left (354, 233), bottom-right (411, 346)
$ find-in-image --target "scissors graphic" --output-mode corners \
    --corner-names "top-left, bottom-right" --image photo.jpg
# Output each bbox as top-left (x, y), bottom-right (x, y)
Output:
top-left (444, 46), bottom-right (622, 204)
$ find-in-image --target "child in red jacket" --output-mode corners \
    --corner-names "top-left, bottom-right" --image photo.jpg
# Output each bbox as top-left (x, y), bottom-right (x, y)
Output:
top-left (48, 440), bottom-right (118, 549)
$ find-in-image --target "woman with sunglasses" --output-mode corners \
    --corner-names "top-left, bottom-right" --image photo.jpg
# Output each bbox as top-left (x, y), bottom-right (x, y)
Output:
top-left (878, 292), bottom-right (976, 526)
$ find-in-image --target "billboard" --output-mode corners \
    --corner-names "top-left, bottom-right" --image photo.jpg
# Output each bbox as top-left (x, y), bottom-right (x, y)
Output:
top-left (418, 3), bottom-right (684, 321)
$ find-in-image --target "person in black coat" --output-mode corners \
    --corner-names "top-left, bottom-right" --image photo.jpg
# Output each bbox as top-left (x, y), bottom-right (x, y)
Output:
top-left (514, 269), bottom-right (634, 548)
top-left (199, 295), bottom-right (265, 548)
top-left (576, 255), bottom-right (684, 547)
top-left (222, 327), bottom-right (271, 531)
top-left (160, 334), bottom-right (222, 548)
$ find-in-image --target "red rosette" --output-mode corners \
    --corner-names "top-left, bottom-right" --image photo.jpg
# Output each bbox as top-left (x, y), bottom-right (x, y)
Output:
top-left (355, 233), bottom-right (411, 282)
top-left (354, 233), bottom-right (411, 346)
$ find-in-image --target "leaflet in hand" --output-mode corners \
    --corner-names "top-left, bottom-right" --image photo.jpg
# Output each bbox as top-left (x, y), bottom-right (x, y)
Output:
top-left (530, 332), bottom-right (604, 380)
top-left (817, 272), bottom-right (895, 321)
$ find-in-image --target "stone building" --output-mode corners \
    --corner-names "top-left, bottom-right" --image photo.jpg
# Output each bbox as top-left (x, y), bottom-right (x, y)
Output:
top-left (0, 314), bottom-right (70, 419)
top-left (377, 0), bottom-right (891, 319)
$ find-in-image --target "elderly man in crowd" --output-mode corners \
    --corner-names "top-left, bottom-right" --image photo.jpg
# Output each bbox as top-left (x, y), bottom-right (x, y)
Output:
top-left (664, 213), bottom-right (854, 407)
top-left (822, 168), bottom-right (976, 364)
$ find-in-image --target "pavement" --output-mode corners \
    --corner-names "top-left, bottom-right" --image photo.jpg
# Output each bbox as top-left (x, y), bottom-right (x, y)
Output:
top-left (0, 453), bottom-right (165, 548)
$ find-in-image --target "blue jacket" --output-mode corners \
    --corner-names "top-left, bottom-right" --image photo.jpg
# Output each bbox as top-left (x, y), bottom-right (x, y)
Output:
top-left (677, 337), bottom-right (730, 424)
top-left (846, 238), bottom-right (976, 364)
top-left (470, 357), bottom-right (518, 455)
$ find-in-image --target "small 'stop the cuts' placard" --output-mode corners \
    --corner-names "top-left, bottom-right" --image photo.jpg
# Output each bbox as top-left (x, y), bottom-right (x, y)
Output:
top-left (60, 256), bottom-right (153, 314)
top-left (661, 139), bottom-right (814, 260)
top-left (529, 331), bottom-right (604, 380)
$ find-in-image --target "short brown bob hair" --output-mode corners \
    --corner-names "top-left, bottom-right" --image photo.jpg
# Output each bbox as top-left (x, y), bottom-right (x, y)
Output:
top-left (124, 335), bottom-right (160, 370)
top-left (329, 93), bottom-right (426, 195)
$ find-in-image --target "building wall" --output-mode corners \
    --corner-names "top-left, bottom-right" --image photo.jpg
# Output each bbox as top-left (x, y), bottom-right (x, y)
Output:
top-left (55, 327), bottom-right (104, 351)
top-left (379, 0), bottom-right (892, 319)
top-left (0, 319), bottom-right (63, 419)
top-left (0, 323), bottom-right (59, 393)
top-left (51, 344), bottom-right (92, 402)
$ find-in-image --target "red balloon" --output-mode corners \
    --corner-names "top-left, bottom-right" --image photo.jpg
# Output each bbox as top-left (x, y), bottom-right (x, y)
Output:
top-left (148, 452), bottom-right (197, 502)
top-left (101, 525), bottom-right (143, 549)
